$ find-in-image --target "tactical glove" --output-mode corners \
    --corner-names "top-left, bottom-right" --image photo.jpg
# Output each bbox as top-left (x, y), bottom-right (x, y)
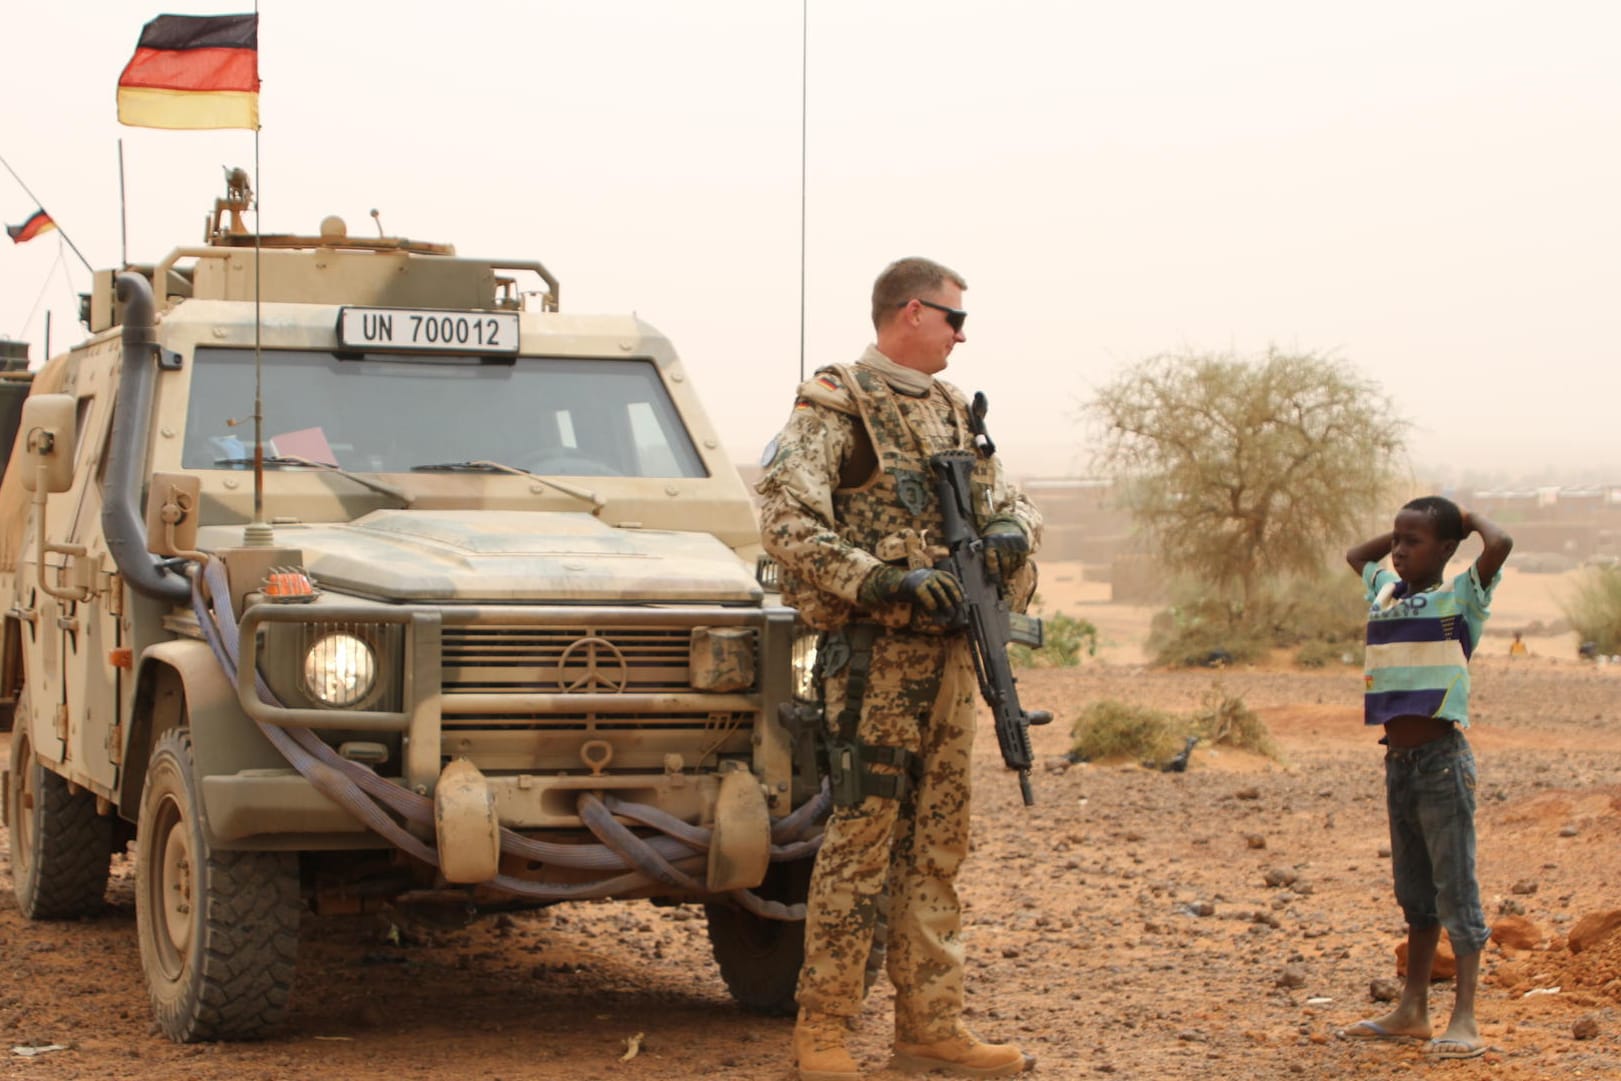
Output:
top-left (860, 565), bottom-right (965, 617)
top-left (981, 519), bottom-right (1030, 581)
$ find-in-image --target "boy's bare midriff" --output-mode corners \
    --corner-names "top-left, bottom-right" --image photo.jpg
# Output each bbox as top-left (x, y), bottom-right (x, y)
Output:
top-left (1384, 715), bottom-right (1455, 748)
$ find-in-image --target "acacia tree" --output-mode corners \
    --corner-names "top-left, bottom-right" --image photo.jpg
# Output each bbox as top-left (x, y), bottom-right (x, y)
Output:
top-left (1089, 348), bottom-right (1406, 623)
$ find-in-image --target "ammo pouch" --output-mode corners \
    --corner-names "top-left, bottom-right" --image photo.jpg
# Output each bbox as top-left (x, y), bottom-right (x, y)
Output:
top-left (825, 739), bottom-right (922, 806)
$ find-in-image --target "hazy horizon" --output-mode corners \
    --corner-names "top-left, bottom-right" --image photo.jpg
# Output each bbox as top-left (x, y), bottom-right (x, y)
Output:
top-left (3, 1), bottom-right (1617, 482)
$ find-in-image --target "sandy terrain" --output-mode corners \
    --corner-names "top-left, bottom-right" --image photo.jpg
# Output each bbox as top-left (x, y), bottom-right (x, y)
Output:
top-left (4, 564), bottom-right (1619, 1080)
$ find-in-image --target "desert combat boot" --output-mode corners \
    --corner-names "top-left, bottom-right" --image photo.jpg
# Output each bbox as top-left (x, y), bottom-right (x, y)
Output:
top-left (892, 1023), bottom-right (1031, 1078)
top-left (794, 1010), bottom-right (861, 1081)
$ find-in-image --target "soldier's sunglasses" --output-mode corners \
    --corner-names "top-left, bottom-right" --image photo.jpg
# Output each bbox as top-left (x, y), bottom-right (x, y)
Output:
top-left (907, 298), bottom-right (967, 332)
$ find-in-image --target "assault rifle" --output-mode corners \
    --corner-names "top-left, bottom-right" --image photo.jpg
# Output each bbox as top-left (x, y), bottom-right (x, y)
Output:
top-left (929, 449), bottom-right (1052, 806)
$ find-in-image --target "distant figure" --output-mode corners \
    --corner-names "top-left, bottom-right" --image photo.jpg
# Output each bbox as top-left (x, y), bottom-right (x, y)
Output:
top-left (1338, 496), bottom-right (1513, 1061)
top-left (1509, 632), bottom-right (1528, 658)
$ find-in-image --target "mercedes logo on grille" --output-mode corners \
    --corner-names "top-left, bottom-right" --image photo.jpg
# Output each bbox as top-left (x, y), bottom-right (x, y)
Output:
top-left (556, 634), bottom-right (629, 693)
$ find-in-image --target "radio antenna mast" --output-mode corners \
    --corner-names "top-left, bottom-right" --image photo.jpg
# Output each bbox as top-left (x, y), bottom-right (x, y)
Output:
top-left (797, 0), bottom-right (807, 382)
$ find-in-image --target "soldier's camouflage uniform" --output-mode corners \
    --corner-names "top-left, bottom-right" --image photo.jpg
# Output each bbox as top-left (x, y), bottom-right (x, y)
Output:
top-left (756, 345), bottom-right (1041, 1042)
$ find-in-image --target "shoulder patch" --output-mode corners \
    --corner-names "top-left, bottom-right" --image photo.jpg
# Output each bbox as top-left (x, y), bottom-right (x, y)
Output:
top-left (795, 368), bottom-right (857, 415)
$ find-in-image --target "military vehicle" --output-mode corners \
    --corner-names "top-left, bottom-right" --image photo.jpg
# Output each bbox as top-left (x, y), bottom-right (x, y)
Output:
top-left (0, 171), bottom-right (826, 1041)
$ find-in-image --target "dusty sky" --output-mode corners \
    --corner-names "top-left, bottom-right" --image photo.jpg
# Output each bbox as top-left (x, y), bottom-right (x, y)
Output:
top-left (2, 1), bottom-right (1617, 482)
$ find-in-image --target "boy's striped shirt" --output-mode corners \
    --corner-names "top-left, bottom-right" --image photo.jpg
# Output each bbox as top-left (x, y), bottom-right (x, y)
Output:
top-left (1361, 561), bottom-right (1496, 727)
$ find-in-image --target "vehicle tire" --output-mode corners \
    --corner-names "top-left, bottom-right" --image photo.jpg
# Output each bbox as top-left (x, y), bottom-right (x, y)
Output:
top-left (136, 727), bottom-right (301, 1042)
top-left (704, 857), bottom-right (888, 1016)
top-left (6, 713), bottom-right (113, 919)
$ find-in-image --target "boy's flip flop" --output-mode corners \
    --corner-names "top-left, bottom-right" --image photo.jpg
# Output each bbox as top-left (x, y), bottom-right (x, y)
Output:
top-left (1337, 1020), bottom-right (1422, 1042)
top-left (1427, 1038), bottom-right (1486, 1059)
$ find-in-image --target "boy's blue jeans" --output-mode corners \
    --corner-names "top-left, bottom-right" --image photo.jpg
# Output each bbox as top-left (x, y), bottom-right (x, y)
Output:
top-left (1384, 726), bottom-right (1491, 956)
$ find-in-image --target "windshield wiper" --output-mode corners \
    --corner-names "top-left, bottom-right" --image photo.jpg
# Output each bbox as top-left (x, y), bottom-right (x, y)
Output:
top-left (410, 460), bottom-right (604, 514)
top-left (212, 455), bottom-right (414, 507)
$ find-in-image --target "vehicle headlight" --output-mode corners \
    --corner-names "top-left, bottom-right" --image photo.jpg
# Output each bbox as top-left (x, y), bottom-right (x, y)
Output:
top-left (792, 626), bottom-right (820, 701)
top-left (303, 632), bottom-right (377, 707)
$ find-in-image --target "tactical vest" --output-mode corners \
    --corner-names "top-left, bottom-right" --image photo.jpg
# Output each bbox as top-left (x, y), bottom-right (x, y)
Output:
top-left (781, 362), bottom-right (999, 631)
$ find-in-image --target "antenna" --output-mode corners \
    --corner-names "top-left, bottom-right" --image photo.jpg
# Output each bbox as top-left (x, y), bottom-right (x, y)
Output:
top-left (240, 0), bottom-right (273, 547)
top-left (798, 0), bottom-right (807, 382)
top-left (241, 132), bottom-right (273, 547)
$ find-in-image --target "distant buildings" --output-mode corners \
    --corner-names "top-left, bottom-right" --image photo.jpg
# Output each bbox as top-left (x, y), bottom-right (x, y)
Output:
top-left (735, 463), bottom-right (1621, 602)
top-left (1464, 485), bottom-right (1621, 568)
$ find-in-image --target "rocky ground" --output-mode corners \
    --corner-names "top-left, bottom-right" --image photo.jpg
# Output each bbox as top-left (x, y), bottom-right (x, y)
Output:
top-left (4, 575), bottom-right (1621, 1080)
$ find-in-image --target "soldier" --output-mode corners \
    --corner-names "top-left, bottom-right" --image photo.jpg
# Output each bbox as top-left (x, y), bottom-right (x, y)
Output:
top-left (757, 257), bottom-right (1040, 1080)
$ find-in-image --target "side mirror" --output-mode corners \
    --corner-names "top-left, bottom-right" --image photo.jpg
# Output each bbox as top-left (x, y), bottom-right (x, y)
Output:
top-left (146, 472), bottom-right (201, 557)
top-left (19, 394), bottom-right (76, 494)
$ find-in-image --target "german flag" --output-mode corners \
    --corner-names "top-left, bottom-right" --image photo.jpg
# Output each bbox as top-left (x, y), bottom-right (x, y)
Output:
top-left (6, 209), bottom-right (57, 245)
top-left (117, 14), bottom-right (259, 130)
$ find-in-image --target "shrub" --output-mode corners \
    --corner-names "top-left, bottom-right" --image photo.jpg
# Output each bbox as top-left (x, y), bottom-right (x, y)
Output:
top-left (1069, 689), bottom-right (1282, 767)
top-left (1069, 700), bottom-right (1181, 764)
top-left (1563, 565), bottom-right (1621, 655)
top-left (1147, 570), bottom-right (1364, 668)
top-left (1258, 572), bottom-right (1366, 648)
top-left (1194, 688), bottom-right (1282, 761)
top-left (1145, 599), bottom-right (1269, 668)
top-left (1009, 611), bottom-right (1098, 668)
top-left (1295, 638), bottom-right (1362, 669)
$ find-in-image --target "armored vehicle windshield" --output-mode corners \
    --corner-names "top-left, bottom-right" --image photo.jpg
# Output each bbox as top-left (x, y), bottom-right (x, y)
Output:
top-left (181, 347), bottom-right (708, 478)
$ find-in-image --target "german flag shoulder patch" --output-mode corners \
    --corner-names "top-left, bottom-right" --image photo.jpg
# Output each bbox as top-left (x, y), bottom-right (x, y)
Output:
top-left (795, 368), bottom-right (856, 415)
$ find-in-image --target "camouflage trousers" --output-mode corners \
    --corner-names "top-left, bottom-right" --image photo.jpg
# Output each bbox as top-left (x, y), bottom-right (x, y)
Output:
top-left (795, 628), bottom-right (976, 1043)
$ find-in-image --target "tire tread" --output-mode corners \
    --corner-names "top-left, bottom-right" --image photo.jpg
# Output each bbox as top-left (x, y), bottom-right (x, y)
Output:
top-left (140, 729), bottom-right (300, 1042)
top-left (14, 748), bottom-right (113, 920)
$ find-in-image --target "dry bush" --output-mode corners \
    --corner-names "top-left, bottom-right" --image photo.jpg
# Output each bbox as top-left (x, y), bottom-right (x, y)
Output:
top-left (1563, 565), bottom-right (1621, 655)
top-left (1145, 596), bottom-right (1269, 668)
top-left (1194, 688), bottom-right (1282, 761)
top-left (1295, 638), bottom-right (1362, 668)
top-left (1148, 570), bottom-right (1364, 669)
top-left (1009, 610), bottom-right (1098, 668)
top-left (1069, 700), bottom-right (1181, 764)
top-left (1070, 689), bottom-right (1282, 766)
top-left (1260, 572), bottom-right (1366, 649)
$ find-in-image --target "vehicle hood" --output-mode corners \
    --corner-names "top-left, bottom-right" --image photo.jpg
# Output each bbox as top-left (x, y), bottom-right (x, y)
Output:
top-left (198, 510), bottom-right (763, 604)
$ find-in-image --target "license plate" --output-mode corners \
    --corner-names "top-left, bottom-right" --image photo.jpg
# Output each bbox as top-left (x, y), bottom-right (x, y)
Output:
top-left (337, 307), bottom-right (520, 355)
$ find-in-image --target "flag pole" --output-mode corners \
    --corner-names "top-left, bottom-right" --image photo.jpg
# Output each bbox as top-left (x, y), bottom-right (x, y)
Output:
top-left (118, 139), bottom-right (128, 267)
top-left (0, 150), bottom-right (95, 274)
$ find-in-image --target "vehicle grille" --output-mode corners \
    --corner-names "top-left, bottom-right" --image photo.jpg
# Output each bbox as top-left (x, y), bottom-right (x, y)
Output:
top-left (437, 624), bottom-right (758, 770)
top-left (441, 625), bottom-right (699, 695)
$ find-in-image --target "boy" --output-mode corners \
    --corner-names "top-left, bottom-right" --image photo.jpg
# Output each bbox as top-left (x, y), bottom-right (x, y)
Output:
top-left (1339, 496), bottom-right (1512, 1060)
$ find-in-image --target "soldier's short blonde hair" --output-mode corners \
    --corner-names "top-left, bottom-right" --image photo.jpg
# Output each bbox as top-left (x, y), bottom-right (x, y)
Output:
top-left (871, 257), bottom-right (967, 331)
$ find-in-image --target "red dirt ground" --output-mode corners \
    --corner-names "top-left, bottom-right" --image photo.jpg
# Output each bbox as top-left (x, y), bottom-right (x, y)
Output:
top-left (4, 651), bottom-right (1620, 1080)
